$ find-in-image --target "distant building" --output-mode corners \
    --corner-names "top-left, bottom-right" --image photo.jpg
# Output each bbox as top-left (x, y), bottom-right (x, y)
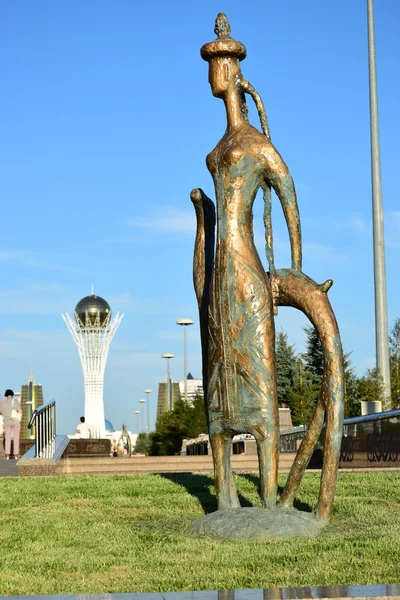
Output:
top-left (21, 370), bottom-right (44, 439)
top-left (156, 381), bottom-right (181, 421)
top-left (156, 373), bottom-right (203, 420)
top-left (178, 373), bottom-right (203, 404)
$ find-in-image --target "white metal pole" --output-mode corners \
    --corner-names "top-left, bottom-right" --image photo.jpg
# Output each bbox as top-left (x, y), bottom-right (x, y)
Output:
top-left (139, 399), bottom-right (146, 433)
top-left (144, 389), bottom-right (152, 432)
top-left (183, 325), bottom-right (188, 402)
top-left (162, 353), bottom-right (174, 412)
top-left (367, 0), bottom-right (391, 410)
top-left (167, 359), bottom-right (171, 410)
top-left (135, 410), bottom-right (140, 434)
top-left (176, 319), bottom-right (194, 403)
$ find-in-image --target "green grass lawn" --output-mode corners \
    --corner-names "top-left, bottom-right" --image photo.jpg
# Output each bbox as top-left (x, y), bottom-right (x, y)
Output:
top-left (0, 471), bottom-right (399, 596)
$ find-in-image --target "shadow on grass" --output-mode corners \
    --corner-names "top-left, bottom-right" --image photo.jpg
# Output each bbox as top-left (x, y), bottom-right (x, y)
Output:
top-left (159, 473), bottom-right (254, 514)
top-left (239, 473), bottom-right (313, 513)
top-left (159, 472), bottom-right (313, 515)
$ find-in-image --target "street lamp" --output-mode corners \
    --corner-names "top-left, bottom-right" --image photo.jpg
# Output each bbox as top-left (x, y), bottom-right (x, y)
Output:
top-left (134, 410), bottom-right (140, 434)
top-left (162, 353), bottom-right (174, 411)
top-left (144, 389), bottom-right (152, 432)
top-left (176, 318), bottom-right (194, 402)
top-left (139, 399), bottom-right (146, 432)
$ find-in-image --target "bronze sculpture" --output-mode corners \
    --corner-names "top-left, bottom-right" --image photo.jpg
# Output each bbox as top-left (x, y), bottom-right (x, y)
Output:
top-left (191, 14), bottom-right (344, 521)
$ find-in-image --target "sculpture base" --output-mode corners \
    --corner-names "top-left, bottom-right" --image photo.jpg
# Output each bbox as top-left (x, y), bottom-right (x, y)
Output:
top-left (188, 507), bottom-right (327, 540)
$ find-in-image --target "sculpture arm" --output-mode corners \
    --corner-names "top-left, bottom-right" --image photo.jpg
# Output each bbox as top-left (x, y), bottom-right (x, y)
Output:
top-left (270, 172), bottom-right (302, 272)
top-left (261, 182), bottom-right (275, 273)
top-left (190, 188), bottom-right (216, 310)
top-left (190, 188), bottom-right (215, 426)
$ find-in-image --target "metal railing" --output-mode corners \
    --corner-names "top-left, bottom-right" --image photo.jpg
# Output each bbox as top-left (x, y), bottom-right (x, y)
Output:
top-left (279, 408), bottom-right (400, 452)
top-left (28, 400), bottom-right (56, 458)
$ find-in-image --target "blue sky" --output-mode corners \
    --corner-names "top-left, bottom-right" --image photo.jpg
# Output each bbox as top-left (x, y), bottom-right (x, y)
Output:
top-left (1, 0), bottom-right (399, 435)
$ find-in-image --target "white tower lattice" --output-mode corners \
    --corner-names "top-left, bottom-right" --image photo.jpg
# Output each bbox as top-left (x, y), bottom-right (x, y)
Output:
top-left (62, 295), bottom-right (123, 438)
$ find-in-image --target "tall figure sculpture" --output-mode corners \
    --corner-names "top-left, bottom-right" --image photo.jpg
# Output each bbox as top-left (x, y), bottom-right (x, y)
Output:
top-left (191, 14), bottom-right (344, 520)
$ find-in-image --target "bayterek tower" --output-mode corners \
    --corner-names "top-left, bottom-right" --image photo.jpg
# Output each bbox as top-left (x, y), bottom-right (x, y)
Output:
top-left (62, 293), bottom-right (123, 438)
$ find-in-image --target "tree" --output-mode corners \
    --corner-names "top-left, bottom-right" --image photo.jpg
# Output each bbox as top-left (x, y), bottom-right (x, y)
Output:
top-left (343, 355), bottom-right (361, 418)
top-left (389, 317), bottom-right (400, 407)
top-left (133, 432), bottom-right (152, 455)
top-left (275, 330), bottom-right (297, 407)
top-left (302, 325), bottom-right (324, 385)
top-left (301, 325), bottom-right (360, 419)
top-left (189, 394), bottom-right (208, 437)
top-left (357, 368), bottom-right (385, 405)
top-left (149, 399), bottom-right (192, 456)
top-left (149, 395), bottom-right (208, 456)
top-left (286, 358), bottom-right (317, 426)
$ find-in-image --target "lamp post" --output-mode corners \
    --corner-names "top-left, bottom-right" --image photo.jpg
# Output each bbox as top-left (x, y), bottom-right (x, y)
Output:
top-left (134, 410), bottom-right (140, 434)
top-left (176, 318), bottom-right (194, 402)
top-left (144, 389), bottom-right (152, 432)
top-left (162, 353), bottom-right (174, 411)
top-left (367, 0), bottom-right (391, 409)
top-left (139, 399), bottom-right (146, 432)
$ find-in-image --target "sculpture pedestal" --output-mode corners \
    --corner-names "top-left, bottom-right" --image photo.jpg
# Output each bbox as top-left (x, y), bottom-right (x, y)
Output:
top-left (188, 507), bottom-right (327, 540)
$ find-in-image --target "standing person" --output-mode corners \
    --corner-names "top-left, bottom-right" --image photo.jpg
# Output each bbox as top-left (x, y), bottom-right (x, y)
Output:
top-left (0, 390), bottom-right (22, 460)
top-left (75, 416), bottom-right (91, 439)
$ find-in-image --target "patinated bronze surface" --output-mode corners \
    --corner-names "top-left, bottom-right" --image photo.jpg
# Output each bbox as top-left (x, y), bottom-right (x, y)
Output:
top-left (191, 14), bottom-right (344, 521)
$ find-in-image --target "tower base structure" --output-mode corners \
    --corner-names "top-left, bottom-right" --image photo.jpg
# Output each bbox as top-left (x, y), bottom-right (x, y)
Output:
top-left (63, 294), bottom-right (123, 439)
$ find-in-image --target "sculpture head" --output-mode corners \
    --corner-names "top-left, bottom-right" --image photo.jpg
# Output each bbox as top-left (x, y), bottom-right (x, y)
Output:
top-left (201, 14), bottom-right (270, 139)
top-left (201, 13), bottom-right (246, 98)
top-left (207, 56), bottom-right (241, 98)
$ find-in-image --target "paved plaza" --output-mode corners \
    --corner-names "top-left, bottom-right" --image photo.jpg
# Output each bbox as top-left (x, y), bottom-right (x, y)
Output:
top-left (4, 584), bottom-right (400, 599)
top-left (0, 445), bottom-right (18, 477)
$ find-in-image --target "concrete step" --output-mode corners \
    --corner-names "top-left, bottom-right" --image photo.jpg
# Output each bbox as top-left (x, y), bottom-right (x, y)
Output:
top-left (55, 453), bottom-right (296, 476)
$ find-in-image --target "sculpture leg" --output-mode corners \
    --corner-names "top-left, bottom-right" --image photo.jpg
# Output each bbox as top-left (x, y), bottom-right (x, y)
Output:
top-left (253, 422), bottom-right (278, 508)
top-left (279, 396), bottom-right (325, 508)
top-left (210, 430), bottom-right (240, 509)
top-left (316, 393), bottom-right (343, 519)
top-left (275, 269), bottom-right (344, 517)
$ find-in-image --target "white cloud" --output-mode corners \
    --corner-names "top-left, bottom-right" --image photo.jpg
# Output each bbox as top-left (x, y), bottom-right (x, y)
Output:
top-left (108, 351), bottom-right (167, 372)
top-left (0, 328), bottom-right (72, 360)
top-left (346, 213), bottom-right (369, 235)
top-left (25, 282), bottom-right (68, 293)
top-left (254, 228), bottom-right (346, 266)
top-left (108, 292), bottom-right (133, 305)
top-left (295, 182), bottom-right (311, 195)
top-left (124, 209), bottom-right (195, 235)
top-left (0, 298), bottom-right (73, 315)
top-left (0, 251), bottom-right (89, 274)
top-left (0, 288), bottom-right (24, 297)
top-left (303, 242), bottom-right (347, 264)
top-left (254, 230), bottom-right (290, 254)
top-left (0, 281), bottom-right (76, 315)
top-left (303, 212), bottom-right (370, 235)
top-left (360, 355), bottom-right (376, 371)
top-left (392, 211), bottom-right (400, 223)
top-left (0, 283), bottom-right (136, 316)
top-left (386, 211), bottom-right (400, 249)
top-left (339, 322), bottom-right (371, 338)
top-left (157, 328), bottom-right (200, 342)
